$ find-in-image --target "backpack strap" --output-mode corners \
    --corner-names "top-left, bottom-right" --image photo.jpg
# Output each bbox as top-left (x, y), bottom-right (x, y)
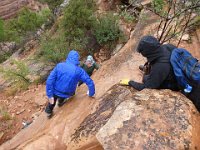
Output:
top-left (183, 56), bottom-right (193, 73)
top-left (190, 61), bottom-right (199, 79)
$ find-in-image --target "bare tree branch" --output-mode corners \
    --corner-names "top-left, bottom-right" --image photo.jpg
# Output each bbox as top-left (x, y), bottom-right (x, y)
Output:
top-left (149, 0), bottom-right (200, 44)
top-left (177, 11), bottom-right (193, 46)
top-left (158, 3), bottom-right (172, 41)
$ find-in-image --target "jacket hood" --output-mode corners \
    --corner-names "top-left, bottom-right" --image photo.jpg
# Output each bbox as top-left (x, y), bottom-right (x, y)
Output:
top-left (137, 35), bottom-right (162, 62)
top-left (66, 50), bottom-right (80, 65)
top-left (86, 55), bottom-right (95, 65)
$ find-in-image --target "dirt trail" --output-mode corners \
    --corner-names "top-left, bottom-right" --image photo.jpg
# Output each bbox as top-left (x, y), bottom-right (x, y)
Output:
top-left (0, 86), bottom-right (97, 149)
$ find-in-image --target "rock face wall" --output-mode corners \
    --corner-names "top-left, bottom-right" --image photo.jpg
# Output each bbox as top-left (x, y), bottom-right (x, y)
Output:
top-left (0, 0), bottom-right (43, 19)
top-left (0, 0), bottom-right (29, 19)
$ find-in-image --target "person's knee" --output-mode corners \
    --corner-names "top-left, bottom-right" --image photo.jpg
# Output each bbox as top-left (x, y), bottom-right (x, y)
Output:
top-left (143, 75), bottom-right (150, 83)
top-left (58, 98), bottom-right (64, 104)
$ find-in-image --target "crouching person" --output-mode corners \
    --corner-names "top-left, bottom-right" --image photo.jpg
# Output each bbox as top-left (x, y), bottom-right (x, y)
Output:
top-left (45, 50), bottom-right (95, 118)
top-left (120, 35), bottom-right (179, 91)
top-left (78, 55), bottom-right (99, 86)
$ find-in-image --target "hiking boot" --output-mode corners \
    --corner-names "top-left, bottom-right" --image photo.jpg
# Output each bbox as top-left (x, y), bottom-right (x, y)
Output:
top-left (58, 98), bottom-right (68, 107)
top-left (46, 112), bottom-right (53, 119)
top-left (22, 121), bottom-right (32, 129)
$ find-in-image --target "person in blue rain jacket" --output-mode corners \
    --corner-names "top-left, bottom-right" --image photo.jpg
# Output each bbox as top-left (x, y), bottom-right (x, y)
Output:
top-left (45, 50), bottom-right (95, 118)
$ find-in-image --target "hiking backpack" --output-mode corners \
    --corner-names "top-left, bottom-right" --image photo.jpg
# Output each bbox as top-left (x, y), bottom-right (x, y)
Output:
top-left (170, 48), bottom-right (200, 88)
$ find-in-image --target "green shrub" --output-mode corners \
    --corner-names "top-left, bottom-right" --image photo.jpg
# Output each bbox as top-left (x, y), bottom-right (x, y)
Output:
top-left (94, 13), bottom-right (122, 45)
top-left (0, 60), bottom-right (30, 93)
top-left (39, 31), bottom-right (69, 64)
top-left (152, 0), bottom-right (165, 14)
top-left (0, 52), bottom-right (12, 64)
top-left (0, 18), bottom-right (4, 42)
top-left (62, 0), bottom-right (96, 47)
top-left (38, 27), bottom-right (87, 64)
top-left (8, 8), bottom-right (42, 34)
top-left (38, 0), bottom-right (124, 64)
top-left (37, 8), bottom-right (52, 25)
top-left (4, 7), bottom-right (52, 43)
top-left (39, 0), bottom-right (96, 64)
top-left (0, 106), bottom-right (12, 121)
top-left (120, 10), bottom-right (136, 24)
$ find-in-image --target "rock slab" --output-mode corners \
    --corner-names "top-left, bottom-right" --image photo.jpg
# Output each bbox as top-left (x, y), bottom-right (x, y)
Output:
top-left (97, 89), bottom-right (199, 150)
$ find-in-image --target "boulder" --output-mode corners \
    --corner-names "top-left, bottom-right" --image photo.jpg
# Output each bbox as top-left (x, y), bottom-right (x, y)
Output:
top-left (96, 88), bottom-right (200, 150)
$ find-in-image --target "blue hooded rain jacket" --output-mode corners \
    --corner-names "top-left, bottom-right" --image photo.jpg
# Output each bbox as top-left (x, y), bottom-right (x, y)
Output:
top-left (46, 50), bottom-right (95, 98)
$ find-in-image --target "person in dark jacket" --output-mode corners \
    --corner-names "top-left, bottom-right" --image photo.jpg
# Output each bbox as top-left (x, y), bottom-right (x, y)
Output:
top-left (45, 50), bottom-right (95, 118)
top-left (120, 35), bottom-right (179, 91)
top-left (78, 55), bottom-right (99, 86)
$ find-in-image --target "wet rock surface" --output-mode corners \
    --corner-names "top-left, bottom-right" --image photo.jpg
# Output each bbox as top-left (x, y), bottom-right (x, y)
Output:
top-left (71, 85), bottom-right (136, 142)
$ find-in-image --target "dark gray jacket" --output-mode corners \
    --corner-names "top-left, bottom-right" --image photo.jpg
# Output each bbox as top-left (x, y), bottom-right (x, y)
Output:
top-left (129, 36), bottom-right (179, 91)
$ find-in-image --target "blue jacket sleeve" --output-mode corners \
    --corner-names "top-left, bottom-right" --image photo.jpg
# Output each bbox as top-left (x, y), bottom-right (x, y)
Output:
top-left (80, 69), bottom-right (95, 96)
top-left (129, 81), bottom-right (145, 91)
top-left (46, 66), bottom-right (57, 98)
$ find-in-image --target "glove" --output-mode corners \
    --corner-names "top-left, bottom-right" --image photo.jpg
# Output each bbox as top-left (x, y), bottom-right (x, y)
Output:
top-left (119, 79), bottom-right (130, 85)
top-left (48, 97), bottom-right (54, 104)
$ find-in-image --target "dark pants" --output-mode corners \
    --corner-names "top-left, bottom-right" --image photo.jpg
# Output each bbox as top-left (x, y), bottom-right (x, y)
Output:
top-left (78, 81), bottom-right (83, 86)
top-left (186, 87), bottom-right (200, 112)
top-left (78, 74), bottom-right (92, 87)
top-left (45, 95), bottom-right (65, 114)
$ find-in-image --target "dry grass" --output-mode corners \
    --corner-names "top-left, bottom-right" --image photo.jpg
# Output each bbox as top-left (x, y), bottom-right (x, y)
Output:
top-left (0, 106), bottom-right (12, 121)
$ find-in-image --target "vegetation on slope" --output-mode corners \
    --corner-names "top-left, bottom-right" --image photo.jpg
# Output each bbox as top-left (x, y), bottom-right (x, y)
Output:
top-left (38, 0), bottom-right (63, 11)
top-left (0, 7), bottom-right (52, 63)
top-left (1, 7), bottom-right (52, 43)
top-left (39, 0), bottom-right (123, 64)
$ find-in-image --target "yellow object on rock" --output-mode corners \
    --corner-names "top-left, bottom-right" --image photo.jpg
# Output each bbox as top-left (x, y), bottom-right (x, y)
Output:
top-left (119, 79), bottom-right (130, 85)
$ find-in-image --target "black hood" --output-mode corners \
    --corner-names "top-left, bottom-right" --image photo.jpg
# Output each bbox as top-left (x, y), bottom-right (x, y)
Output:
top-left (137, 35), bottom-right (162, 62)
